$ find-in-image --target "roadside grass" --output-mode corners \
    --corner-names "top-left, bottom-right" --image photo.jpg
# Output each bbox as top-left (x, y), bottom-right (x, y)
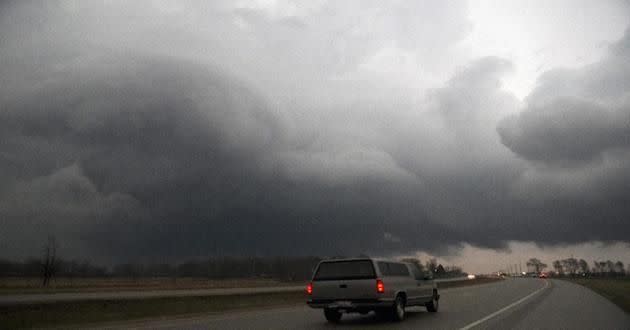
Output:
top-left (561, 277), bottom-right (630, 313)
top-left (0, 291), bottom-right (306, 329)
top-left (0, 277), bottom-right (503, 329)
top-left (0, 277), bottom-right (300, 295)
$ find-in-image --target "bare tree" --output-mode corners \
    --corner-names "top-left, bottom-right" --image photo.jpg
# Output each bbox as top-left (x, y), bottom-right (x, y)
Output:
top-left (593, 261), bottom-right (604, 275)
top-left (592, 260), bottom-right (612, 276)
top-left (41, 235), bottom-right (58, 287)
top-left (578, 259), bottom-right (588, 274)
top-left (552, 260), bottom-right (563, 275)
top-left (526, 258), bottom-right (547, 273)
top-left (563, 258), bottom-right (579, 276)
top-left (606, 260), bottom-right (615, 276)
top-left (614, 261), bottom-right (625, 275)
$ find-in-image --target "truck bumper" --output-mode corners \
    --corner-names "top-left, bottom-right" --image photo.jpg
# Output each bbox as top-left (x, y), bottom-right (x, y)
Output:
top-left (307, 298), bottom-right (394, 310)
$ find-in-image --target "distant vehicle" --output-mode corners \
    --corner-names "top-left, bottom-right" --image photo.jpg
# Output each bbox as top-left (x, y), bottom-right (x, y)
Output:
top-left (538, 272), bottom-right (548, 278)
top-left (306, 258), bottom-right (439, 323)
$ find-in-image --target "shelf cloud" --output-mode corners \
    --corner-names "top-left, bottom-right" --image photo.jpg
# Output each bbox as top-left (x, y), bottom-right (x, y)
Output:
top-left (1, 1), bottom-right (629, 262)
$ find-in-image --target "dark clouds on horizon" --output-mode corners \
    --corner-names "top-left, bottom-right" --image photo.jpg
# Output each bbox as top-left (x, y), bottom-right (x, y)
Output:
top-left (1, 1), bottom-right (629, 261)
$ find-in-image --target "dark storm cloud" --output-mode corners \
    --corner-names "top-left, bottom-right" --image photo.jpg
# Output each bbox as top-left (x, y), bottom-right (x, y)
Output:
top-left (0, 53), bottom-right (280, 258)
top-left (0, 50), bottom-right (463, 260)
top-left (498, 28), bottom-right (630, 164)
top-left (498, 98), bottom-right (629, 163)
top-left (1, 1), bottom-right (629, 262)
top-left (492, 28), bottom-right (630, 246)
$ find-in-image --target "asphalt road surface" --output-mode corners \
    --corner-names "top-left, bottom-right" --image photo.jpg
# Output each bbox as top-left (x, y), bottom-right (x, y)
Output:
top-left (92, 279), bottom-right (629, 330)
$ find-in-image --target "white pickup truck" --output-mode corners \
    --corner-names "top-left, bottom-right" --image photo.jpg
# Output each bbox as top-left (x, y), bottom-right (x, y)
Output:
top-left (306, 258), bottom-right (439, 322)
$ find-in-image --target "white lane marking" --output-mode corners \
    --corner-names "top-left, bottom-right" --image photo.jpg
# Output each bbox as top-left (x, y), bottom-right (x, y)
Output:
top-left (459, 280), bottom-right (550, 330)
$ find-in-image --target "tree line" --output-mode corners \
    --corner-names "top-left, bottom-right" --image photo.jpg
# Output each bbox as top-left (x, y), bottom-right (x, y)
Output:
top-left (0, 256), bottom-right (322, 282)
top-left (402, 257), bottom-right (466, 278)
top-left (552, 258), bottom-right (626, 277)
top-left (0, 253), bottom-right (465, 287)
top-left (526, 257), bottom-right (628, 277)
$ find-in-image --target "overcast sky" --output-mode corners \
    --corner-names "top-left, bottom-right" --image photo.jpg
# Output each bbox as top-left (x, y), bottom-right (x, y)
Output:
top-left (1, 0), bottom-right (629, 271)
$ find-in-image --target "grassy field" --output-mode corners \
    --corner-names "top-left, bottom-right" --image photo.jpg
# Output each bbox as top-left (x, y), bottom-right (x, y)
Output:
top-left (0, 277), bottom-right (502, 329)
top-left (0, 291), bottom-right (306, 329)
top-left (562, 278), bottom-right (630, 313)
top-left (0, 277), bottom-right (299, 295)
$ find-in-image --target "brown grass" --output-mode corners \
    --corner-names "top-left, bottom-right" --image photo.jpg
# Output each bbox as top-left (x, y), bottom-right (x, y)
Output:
top-left (0, 277), bottom-right (300, 295)
top-left (0, 291), bottom-right (306, 329)
top-left (562, 278), bottom-right (630, 313)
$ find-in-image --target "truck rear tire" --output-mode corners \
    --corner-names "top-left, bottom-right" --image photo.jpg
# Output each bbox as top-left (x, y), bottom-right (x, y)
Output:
top-left (426, 290), bottom-right (439, 312)
top-left (324, 308), bottom-right (342, 323)
top-left (391, 295), bottom-right (406, 321)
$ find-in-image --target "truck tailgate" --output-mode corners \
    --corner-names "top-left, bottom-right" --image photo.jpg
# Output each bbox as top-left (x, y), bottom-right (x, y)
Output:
top-left (312, 279), bottom-right (378, 300)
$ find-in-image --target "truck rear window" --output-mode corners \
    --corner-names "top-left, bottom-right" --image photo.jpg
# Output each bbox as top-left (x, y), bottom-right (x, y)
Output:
top-left (313, 260), bottom-right (376, 281)
top-left (378, 262), bottom-right (411, 277)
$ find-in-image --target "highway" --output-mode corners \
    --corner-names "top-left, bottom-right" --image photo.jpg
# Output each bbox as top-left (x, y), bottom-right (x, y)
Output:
top-left (90, 279), bottom-right (629, 329)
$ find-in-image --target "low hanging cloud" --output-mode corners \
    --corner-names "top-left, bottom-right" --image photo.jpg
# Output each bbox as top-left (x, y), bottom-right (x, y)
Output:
top-left (0, 164), bottom-right (144, 257)
top-left (0, 49), bottom-right (464, 260)
top-left (1, 1), bottom-right (629, 262)
top-left (0, 52), bottom-right (516, 259)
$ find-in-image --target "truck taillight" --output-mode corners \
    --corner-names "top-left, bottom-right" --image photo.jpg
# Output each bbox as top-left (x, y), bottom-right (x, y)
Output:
top-left (376, 279), bottom-right (385, 293)
top-left (306, 282), bottom-right (313, 295)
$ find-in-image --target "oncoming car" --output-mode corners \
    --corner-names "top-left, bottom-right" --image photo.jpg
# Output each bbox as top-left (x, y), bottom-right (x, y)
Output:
top-left (306, 258), bottom-right (439, 322)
